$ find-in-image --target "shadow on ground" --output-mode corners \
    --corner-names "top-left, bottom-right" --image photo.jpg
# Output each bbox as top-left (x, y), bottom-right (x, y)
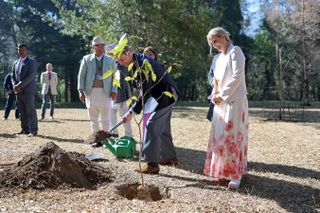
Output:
top-left (249, 107), bottom-right (320, 123)
top-left (0, 133), bottom-right (17, 139)
top-left (173, 105), bottom-right (320, 125)
top-left (174, 146), bottom-right (320, 213)
top-left (59, 118), bottom-right (89, 122)
top-left (36, 134), bottom-right (84, 143)
top-left (39, 120), bottom-right (63, 123)
top-left (248, 162), bottom-right (320, 179)
top-left (240, 174), bottom-right (319, 213)
top-left (175, 147), bottom-right (206, 173)
top-left (173, 107), bottom-right (208, 121)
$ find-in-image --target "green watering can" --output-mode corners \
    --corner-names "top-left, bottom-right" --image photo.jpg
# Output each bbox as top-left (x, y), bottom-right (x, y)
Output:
top-left (102, 136), bottom-right (137, 158)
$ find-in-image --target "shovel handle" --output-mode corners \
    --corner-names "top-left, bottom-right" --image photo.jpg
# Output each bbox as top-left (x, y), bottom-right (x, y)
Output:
top-left (108, 119), bottom-right (125, 133)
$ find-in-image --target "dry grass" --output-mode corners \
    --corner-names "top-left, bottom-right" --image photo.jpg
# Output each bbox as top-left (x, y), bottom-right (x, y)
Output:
top-left (0, 105), bottom-right (319, 213)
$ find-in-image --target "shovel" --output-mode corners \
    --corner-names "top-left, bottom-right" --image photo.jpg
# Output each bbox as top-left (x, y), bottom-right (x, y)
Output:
top-left (85, 120), bottom-right (125, 161)
top-left (85, 152), bottom-right (105, 161)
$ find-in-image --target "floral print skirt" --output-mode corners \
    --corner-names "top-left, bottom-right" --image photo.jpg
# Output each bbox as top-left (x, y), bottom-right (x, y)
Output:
top-left (204, 96), bottom-right (249, 180)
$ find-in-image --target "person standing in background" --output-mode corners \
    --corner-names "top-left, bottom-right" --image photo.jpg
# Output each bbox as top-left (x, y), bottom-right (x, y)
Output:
top-left (12, 44), bottom-right (38, 137)
top-left (110, 63), bottom-right (133, 137)
top-left (78, 37), bottom-right (118, 133)
top-left (2, 73), bottom-right (20, 120)
top-left (204, 27), bottom-right (249, 190)
top-left (40, 63), bottom-right (58, 120)
top-left (206, 53), bottom-right (219, 121)
top-left (105, 44), bottom-right (133, 137)
top-left (143, 46), bottom-right (158, 61)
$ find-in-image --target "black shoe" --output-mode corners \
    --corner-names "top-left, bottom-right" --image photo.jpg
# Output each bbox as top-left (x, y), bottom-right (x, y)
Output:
top-left (91, 141), bottom-right (103, 148)
top-left (28, 131), bottom-right (37, 137)
top-left (14, 130), bottom-right (30, 135)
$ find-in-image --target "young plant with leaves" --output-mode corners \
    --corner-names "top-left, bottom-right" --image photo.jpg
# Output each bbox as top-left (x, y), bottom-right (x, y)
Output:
top-left (109, 34), bottom-right (179, 186)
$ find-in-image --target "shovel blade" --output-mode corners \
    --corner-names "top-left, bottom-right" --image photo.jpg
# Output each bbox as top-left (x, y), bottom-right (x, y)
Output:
top-left (85, 152), bottom-right (105, 161)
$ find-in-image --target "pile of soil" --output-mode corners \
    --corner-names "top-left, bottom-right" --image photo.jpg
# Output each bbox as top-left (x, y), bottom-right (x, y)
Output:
top-left (84, 130), bottom-right (118, 144)
top-left (0, 142), bottom-right (113, 189)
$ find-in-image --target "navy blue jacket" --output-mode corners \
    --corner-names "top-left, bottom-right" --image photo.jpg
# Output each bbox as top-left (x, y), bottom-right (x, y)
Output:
top-left (131, 53), bottom-right (180, 114)
top-left (115, 63), bottom-right (132, 103)
top-left (11, 56), bottom-right (38, 94)
top-left (3, 73), bottom-right (13, 92)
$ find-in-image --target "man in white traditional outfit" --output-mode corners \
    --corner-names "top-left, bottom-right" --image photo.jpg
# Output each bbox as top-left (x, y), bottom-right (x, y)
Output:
top-left (40, 63), bottom-right (58, 120)
top-left (204, 27), bottom-right (249, 190)
top-left (78, 37), bottom-right (118, 133)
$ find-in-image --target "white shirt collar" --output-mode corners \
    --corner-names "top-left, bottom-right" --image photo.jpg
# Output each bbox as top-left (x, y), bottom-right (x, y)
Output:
top-left (95, 55), bottom-right (104, 61)
top-left (19, 56), bottom-right (27, 62)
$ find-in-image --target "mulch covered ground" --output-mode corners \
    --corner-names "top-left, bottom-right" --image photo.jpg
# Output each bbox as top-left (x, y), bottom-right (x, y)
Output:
top-left (0, 107), bottom-right (319, 212)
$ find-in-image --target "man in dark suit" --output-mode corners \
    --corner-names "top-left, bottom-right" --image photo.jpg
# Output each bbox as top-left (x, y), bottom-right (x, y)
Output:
top-left (12, 44), bottom-right (38, 137)
top-left (2, 73), bottom-right (20, 120)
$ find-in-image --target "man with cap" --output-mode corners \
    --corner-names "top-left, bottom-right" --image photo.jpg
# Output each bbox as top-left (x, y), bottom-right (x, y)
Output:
top-left (78, 37), bottom-right (118, 133)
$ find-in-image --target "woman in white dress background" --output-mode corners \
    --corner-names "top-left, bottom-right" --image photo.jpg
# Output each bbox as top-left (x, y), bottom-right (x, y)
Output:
top-left (203, 27), bottom-right (249, 189)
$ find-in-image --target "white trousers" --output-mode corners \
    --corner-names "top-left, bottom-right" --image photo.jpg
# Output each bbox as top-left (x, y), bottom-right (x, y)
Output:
top-left (111, 101), bottom-right (133, 137)
top-left (85, 88), bottom-right (111, 133)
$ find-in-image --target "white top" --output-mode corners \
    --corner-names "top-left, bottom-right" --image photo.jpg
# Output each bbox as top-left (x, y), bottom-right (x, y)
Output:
top-left (214, 44), bottom-right (247, 103)
top-left (95, 55), bottom-right (103, 61)
top-left (15, 57), bottom-right (27, 74)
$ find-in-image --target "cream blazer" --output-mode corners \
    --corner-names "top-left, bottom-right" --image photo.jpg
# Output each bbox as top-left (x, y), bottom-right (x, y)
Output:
top-left (40, 71), bottom-right (58, 95)
top-left (214, 44), bottom-right (247, 103)
top-left (77, 53), bottom-right (118, 96)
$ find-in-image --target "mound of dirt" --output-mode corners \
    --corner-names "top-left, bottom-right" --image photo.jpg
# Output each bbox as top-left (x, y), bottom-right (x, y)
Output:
top-left (0, 142), bottom-right (113, 189)
top-left (84, 130), bottom-right (118, 144)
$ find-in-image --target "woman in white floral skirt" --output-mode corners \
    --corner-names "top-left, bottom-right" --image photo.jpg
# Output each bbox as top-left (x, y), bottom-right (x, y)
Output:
top-left (204, 27), bottom-right (249, 189)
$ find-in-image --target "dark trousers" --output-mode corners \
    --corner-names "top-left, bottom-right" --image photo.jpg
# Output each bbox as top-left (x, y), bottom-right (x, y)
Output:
top-left (17, 93), bottom-right (38, 133)
top-left (142, 103), bottom-right (176, 163)
top-left (206, 102), bottom-right (214, 122)
top-left (3, 93), bottom-right (20, 119)
top-left (41, 91), bottom-right (56, 119)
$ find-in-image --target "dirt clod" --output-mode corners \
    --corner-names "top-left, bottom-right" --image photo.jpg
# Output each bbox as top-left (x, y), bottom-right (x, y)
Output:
top-left (0, 142), bottom-right (113, 189)
top-left (84, 130), bottom-right (118, 144)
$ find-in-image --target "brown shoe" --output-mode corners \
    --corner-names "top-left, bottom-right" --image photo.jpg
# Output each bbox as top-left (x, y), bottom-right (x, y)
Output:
top-left (134, 164), bottom-right (160, 174)
top-left (159, 157), bottom-right (178, 166)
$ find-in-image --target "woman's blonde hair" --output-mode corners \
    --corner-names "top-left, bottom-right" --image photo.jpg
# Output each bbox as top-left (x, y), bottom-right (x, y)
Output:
top-left (207, 27), bottom-right (231, 55)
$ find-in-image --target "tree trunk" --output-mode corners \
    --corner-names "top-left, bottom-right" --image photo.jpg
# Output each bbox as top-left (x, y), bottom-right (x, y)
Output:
top-left (301, 0), bottom-right (310, 105)
top-left (68, 71), bottom-right (78, 102)
top-left (64, 72), bottom-right (69, 102)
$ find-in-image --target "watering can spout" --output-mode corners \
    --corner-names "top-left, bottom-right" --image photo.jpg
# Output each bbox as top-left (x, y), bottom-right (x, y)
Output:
top-left (102, 139), bottom-right (118, 156)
